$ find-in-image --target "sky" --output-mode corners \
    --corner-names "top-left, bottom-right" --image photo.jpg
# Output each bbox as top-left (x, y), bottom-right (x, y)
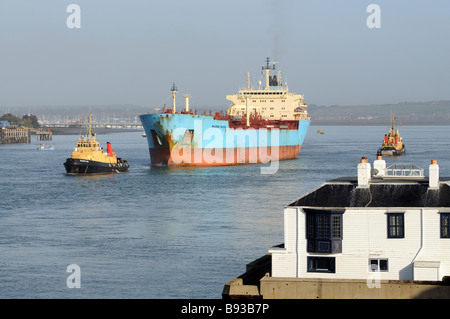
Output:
top-left (1, 0), bottom-right (450, 110)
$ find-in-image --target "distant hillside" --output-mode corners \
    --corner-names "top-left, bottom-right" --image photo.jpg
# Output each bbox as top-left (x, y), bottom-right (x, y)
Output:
top-left (309, 100), bottom-right (450, 125)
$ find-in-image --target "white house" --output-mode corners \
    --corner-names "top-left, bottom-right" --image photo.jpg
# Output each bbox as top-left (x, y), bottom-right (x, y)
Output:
top-left (270, 156), bottom-right (450, 282)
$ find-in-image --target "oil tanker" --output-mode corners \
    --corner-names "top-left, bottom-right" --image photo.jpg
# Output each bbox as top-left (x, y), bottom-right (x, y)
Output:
top-left (139, 59), bottom-right (310, 170)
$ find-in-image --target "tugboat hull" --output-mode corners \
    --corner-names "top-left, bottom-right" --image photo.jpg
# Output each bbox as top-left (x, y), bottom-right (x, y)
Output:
top-left (64, 158), bottom-right (129, 174)
top-left (377, 145), bottom-right (406, 156)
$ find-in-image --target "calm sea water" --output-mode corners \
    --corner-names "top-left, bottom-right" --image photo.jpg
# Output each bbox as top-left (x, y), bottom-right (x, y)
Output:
top-left (1, 125), bottom-right (449, 298)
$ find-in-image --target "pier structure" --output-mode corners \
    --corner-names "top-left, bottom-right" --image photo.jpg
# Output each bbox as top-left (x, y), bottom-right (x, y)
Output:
top-left (0, 127), bottom-right (31, 144)
top-left (35, 129), bottom-right (52, 141)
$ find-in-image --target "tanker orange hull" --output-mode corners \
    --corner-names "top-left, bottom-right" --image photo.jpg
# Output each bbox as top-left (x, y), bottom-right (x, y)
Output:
top-left (148, 145), bottom-right (302, 167)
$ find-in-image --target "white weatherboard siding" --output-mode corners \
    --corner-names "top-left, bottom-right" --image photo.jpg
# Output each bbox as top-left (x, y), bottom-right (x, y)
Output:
top-left (270, 208), bottom-right (297, 277)
top-left (271, 207), bottom-right (450, 280)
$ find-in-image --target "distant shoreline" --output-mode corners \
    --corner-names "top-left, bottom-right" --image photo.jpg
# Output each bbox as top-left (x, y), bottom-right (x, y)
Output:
top-left (41, 121), bottom-right (447, 135)
top-left (311, 120), bottom-right (449, 126)
top-left (42, 127), bottom-right (141, 135)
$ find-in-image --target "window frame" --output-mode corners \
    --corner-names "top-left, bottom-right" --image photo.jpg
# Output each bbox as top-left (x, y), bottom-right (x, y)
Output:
top-left (368, 258), bottom-right (389, 272)
top-left (305, 209), bottom-right (343, 253)
top-left (387, 213), bottom-right (404, 238)
top-left (440, 213), bottom-right (450, 238)
top-left (307, 257), bottom-right (336, 273)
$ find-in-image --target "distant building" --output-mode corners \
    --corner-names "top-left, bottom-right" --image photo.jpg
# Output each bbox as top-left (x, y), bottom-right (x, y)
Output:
top-left (270, 156), bottom-right (450, 282)
top-left (0, 120), bottom-right (10, 128)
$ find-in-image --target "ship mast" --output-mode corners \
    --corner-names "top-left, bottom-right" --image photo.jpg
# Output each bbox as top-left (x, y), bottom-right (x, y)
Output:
top-left (88, 113), bottom-right (93, 138)
top-left (262, 57), bottom-right (276, 91)
top-left (391, 113), bottom-right (396, 133)
top-left (171, 83), bottom-right (178, 114)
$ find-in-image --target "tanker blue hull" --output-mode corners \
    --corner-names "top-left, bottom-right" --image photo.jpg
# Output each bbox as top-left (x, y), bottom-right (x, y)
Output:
top-left (139, 113), bottom-right (310, 167)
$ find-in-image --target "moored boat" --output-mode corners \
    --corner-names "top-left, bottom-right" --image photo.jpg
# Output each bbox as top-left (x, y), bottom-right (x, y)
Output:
top-left (377, 114), bottom-right (405, 156)
top-left (37, 144), bottom-right (54, 151)
top-left (63, 114), bottom-right (129, 174)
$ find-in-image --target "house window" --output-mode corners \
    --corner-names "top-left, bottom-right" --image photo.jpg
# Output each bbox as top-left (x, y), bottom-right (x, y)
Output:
top-left (387, 213), bottom-right (404, 238)
top-left (307, 257), bottom-right (336, 273)
top-left (369, 259), bottom-right (388, 272)
top-left (441, 213), bottom-right (450, 238)
top-left (305, 209), bottom-right (343, 253)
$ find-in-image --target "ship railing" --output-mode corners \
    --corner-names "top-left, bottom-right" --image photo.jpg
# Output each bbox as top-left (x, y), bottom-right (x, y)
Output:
top-left (384, 163), bottom-right (424, 178)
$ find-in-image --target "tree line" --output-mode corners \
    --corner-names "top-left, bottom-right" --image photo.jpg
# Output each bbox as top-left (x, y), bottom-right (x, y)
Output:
top-left (0, 113), bottom-right (40, 128)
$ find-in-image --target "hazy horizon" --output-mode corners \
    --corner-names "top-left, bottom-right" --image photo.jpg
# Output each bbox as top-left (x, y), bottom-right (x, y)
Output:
top-left (1, 0), bottom-right (450, 109)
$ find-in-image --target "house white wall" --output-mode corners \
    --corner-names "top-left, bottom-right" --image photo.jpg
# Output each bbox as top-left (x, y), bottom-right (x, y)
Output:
top-left (270, 208), bottom-right (297, 277)
top-left (270, 206), bottom-right (450, 281)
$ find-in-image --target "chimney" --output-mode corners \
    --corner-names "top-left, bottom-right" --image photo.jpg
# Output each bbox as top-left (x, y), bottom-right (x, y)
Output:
top-left (373, 154), bottom-right (386, 177)
top-left (429, 159), bottom-right (439, 189)
top-left (357, 156), bottom-right (371, 188)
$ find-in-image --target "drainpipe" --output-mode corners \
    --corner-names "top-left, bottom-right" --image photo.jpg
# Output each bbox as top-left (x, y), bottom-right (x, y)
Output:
top-left (411, 208), bottom-right (424, 278)
top-left (296, 209), bottom-right (299, 278)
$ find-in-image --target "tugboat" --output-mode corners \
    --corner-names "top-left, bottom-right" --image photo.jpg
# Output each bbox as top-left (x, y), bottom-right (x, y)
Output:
top-left (63, 114), bottom-right (129, 174)
top-left (377, 114), bottom-right (406, 156)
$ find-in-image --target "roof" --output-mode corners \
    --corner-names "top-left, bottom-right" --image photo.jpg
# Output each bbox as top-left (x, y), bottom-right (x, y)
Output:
top-left (289, 177), bottom-right (450, 208)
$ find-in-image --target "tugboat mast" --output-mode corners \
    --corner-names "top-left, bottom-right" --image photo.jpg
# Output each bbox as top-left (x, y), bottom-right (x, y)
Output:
top-left (88, 113), bottom-right (93, 139)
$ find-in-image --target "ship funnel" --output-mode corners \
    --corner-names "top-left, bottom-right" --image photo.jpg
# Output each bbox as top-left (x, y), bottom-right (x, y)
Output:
top-left (429, 159), bottom-right (439, 189)
top-left (357, 156), bottom-right (371, 188)
top-left (106, 142), bottom-right (114, 157)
